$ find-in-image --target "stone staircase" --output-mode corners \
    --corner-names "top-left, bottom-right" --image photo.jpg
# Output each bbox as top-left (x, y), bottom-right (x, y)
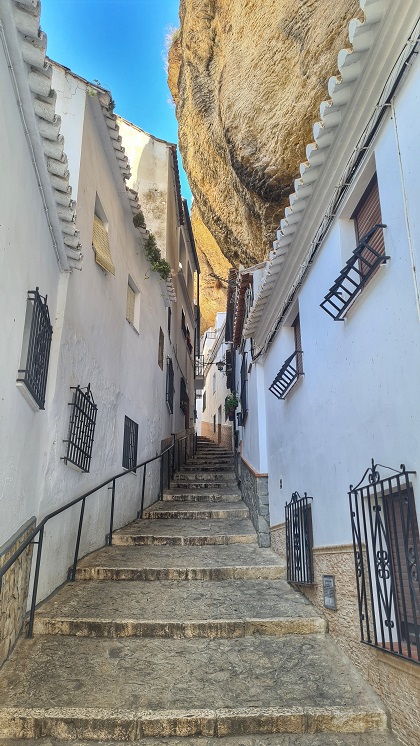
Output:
top-left (0, 436), bottom-right (399, 745)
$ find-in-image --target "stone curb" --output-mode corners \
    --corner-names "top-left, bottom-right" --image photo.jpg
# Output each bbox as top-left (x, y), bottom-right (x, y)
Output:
top-left (74, 565), bottom-right (285, 582)
top-left (32, 616), bottom-right (327, 639)
top-left (0, 705), bottom-right (388, 740)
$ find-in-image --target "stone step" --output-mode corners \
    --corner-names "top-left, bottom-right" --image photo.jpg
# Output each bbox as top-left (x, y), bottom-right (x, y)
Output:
top-left (144, 499), bottom-right (249, 520)
top-left (175, 472), bottom-right (236, 480)
top-left (74, 544), bottom-right (285, 581)
top-left (181, 465), bottom-right (234, 472)
top-left (33, 579), bottom-right (325, 639)
top-left (112, 518), bottom-right (257, 546)
top-left (170, 481), bottom-right (238, 491)
top-left (0, 735), bottom-right (400, 746)
top-left (0, 635), bottom-right (389, 740)
top-left (164, 491), bottom-right (242, 502)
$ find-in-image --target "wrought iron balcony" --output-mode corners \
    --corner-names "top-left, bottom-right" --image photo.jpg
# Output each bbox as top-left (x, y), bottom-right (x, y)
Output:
top-left (269, 350), bottom-right (303, 400)
top-left (320, 224), bottom-right (388, 320)
top-left (285, 491), bottom-right (314, 585)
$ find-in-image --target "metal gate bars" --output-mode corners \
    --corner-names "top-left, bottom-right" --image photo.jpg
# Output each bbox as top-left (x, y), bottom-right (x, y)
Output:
top-left (349, 459), bottom-right (420, 663)
top-left (285, 491), bottom-right (314, 585)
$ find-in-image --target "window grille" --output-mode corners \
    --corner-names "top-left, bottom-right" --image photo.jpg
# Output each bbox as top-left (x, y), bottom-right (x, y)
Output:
top-left (168, 307), bottom-right (172, 338)
top-left (285, 492), bottom-right (314, 585)
top-left (92, 214), bottom-right (115, 275)
top-left (122, 416), bottom-right (138, 471)
top-left (180, 377), bottom-right (188, 414)
top-left (349, 459), bottom-right (420, 664)
top-left (17, 288), bottom-right (53, 410)
top-left (126, 284), bottom-right (135, 325)
top-left (269, 350), bottom-right (303, 400)
top-left (240, 352), bottom-right (248, 423)
top-left (166, 357), bottom-right (174, 413)
top-left (63, 384), bottom-right (97, 472)
top-left (320, 224), bottom-right (388, 320)
top-left (158, 328), bottom-right (164, 369)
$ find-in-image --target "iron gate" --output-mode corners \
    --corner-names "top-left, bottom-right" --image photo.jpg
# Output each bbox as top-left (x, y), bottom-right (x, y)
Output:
top-left (349, 459), bottom-right (420, 663)
top-left (285, 492), bottom-right (314, 585)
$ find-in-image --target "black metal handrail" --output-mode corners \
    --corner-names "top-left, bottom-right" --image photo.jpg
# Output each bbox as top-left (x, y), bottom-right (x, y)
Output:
top-left (0, 430), bottom-right (197, 638)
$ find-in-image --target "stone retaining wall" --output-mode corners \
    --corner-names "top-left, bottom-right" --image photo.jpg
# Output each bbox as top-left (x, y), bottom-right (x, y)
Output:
top-left (271, 529), bottom-right (420, 746)
top-left (0, 518), bottom-right (35, 666)
top-left (238, 456), bottom-right (270, 547)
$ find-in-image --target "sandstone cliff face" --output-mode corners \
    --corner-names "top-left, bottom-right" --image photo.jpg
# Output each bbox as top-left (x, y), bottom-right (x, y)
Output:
top-left (169, 0), bottom-right (361, 272)
top-left (191, 204), bottom-right (233, 334)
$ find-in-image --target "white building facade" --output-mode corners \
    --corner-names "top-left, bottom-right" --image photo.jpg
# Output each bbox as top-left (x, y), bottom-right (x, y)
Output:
top-left (198, 312), bottom-right (233, 450)
top-left (0, 1), bottom-right (198, 667)
top-left (233, 3), bottom-right (420, 743)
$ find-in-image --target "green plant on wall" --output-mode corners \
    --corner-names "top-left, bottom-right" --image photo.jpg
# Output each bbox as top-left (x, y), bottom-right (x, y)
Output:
top-left (133, 211), bottom-right (146, 229)
top-left (144, 233), bottom-right (171, 281)
top-left (225, 393), bottom-right (238, 417)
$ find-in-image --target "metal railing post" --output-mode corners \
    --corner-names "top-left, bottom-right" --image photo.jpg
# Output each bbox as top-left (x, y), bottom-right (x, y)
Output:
top-left (171, 434), bottom-right (176, 479)
top-left (27, 528), bottom-right (44, 638)
top-left (108, 479), bottom-right (116, 546)
top-left (69, 497), bottom-right (86, 581)
top-left (159, 454), bottom-right (164, 501)
top-left (140, 464), bottom-right (147, 518)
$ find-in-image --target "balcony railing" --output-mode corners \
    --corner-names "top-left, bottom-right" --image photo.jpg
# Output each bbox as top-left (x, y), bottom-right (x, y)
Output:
top-left (349, 459), bottom-right (420, 664)
top-left (269, 350), bottom-right (303, 399)
top-left (320, 224), bottom-right (388, 320)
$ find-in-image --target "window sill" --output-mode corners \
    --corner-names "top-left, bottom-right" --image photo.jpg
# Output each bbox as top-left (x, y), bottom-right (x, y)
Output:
top-left (126, 318), bottom-right (140, 335)
top-left (16, 381), bottom-right (41, 412)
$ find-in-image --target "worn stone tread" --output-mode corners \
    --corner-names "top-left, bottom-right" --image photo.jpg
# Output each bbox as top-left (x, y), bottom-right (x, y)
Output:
top-left (0, 736), bottom-right (400, 746)
top-left (112, 518), bottom-right (257, 546)
top-left (163, 490), bottom-right (241, 501)
top-left (74, 544), bottom-right (285, 581)
top-left (144, 500), bottom-right (248, 520)
top-left (33, 579), bottom-right (325, 637)
top-left (0, 635), bottom-right (388, 738)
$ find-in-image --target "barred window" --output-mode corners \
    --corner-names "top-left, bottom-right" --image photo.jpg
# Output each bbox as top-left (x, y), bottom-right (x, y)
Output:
top-left (180, 377), bottom-right (188, 413)
top-left (63, 385), bottom-right (97, 472)
top-left (158, 328), bottom-right (164, 369)
top-left (122, 416), bottom-right (139, 472)
top-left (166, 357), bottom-right (174, 413)
top-left (17, 288), bottom-right (53, 410)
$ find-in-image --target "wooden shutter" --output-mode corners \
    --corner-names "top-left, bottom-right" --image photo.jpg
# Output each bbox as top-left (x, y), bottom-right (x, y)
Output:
top-left (353, 175), bottom-right (385, 279)
top-left (92, 215), bottom-right (115, 275)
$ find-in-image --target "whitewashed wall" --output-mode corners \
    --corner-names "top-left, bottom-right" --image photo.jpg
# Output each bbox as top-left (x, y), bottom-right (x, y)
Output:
top-left (0, 43), bottom-right (63, 547)
top-left (261, 54), bottom-right (420, 543)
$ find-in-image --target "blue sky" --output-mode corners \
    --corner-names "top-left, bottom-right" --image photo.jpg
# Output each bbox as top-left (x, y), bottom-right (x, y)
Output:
top-left (41, 0), bottom-right (192, 204)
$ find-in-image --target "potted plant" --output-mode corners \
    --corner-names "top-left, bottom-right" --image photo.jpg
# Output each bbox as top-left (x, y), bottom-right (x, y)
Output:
top-left (225, 393), bottom-right (238, 419)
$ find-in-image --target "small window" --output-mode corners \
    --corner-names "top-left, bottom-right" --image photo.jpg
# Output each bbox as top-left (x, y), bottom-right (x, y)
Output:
top-left (181, 309), bottom-right (187, 337)
top-left (126, 276), bottom-right (140, 331)
top-left (122, 416), bottom-right (138, 472)
top-left (202, 390), bottom-right (206, 412)
top-left (63, 384), bottom-right (97, 472)
top-left (168, 307), bottom-right (172, 339)
top-left (166, 357), bottom-right (174, 413)
top-left (158, 328), bottom-right (164, 369)
top-left (293, 314), bottom-right (303, 375)
top-left (92, 214), bottom-right (115, 275)
top-left (353, 175), bottom-right (385, 282)
top-left (240, 353), bottom-right (248, 423)
top-left (16, 288), bottom-right (53, 410)
top-left (213, 372), bottom-right (216, 394)
top-left (180, 377), bottom-right (188, 414)
top-left (126, 285), bottom-right (135, 325)
top-left (213, 414), bottom-right (216, 433)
